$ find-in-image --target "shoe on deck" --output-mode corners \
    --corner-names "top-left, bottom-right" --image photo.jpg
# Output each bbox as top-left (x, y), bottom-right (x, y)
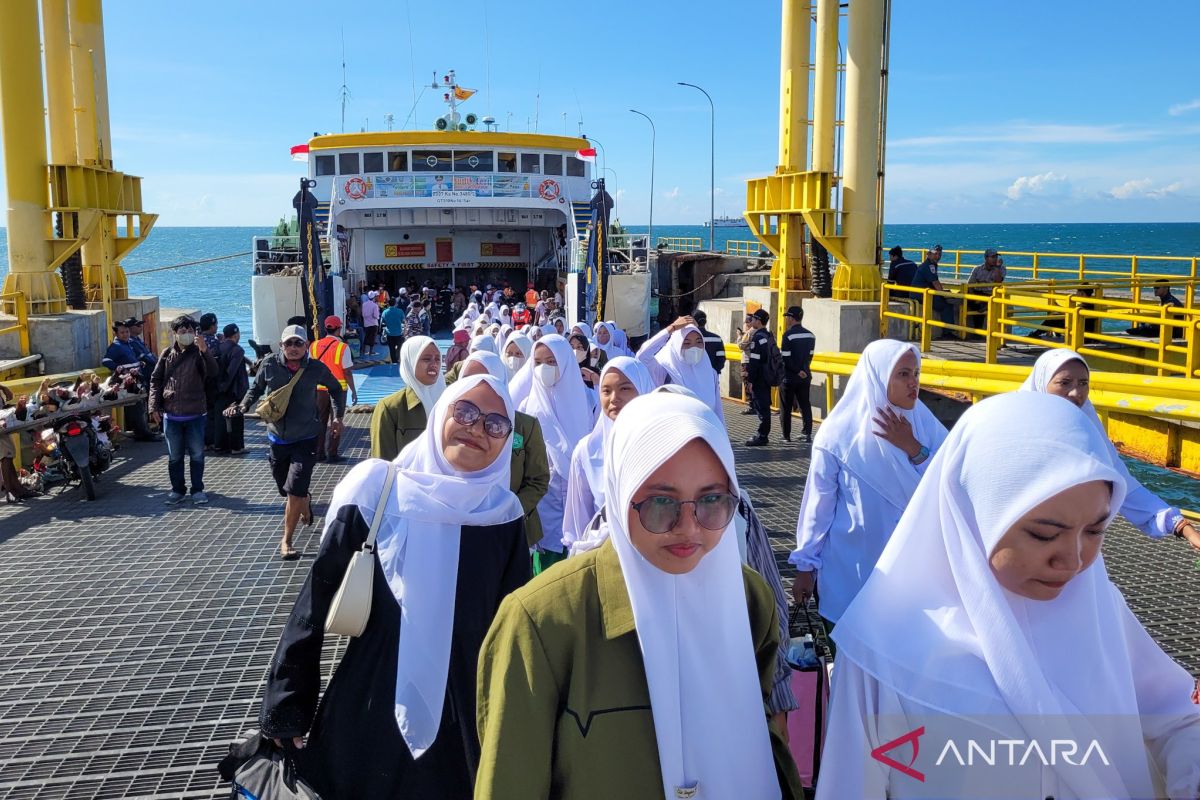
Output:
top-left (164, 492), bottom-right (187, 506)
top-left (744, 436), bottom-right (769, 447)
top-left (191, 491), bottom-right (209, 505)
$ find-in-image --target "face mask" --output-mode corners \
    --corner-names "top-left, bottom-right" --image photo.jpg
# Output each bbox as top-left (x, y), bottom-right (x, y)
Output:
top-left (534, 363), bottom-right (558, 387)
top-left (176, 332), bottom-right (195, 347)
top-left (683, 346), bottom-right (704, 366)
top-left (574, 349), bottom-right (587, 363)
top-left (504, 355), bottom-right (525, 371)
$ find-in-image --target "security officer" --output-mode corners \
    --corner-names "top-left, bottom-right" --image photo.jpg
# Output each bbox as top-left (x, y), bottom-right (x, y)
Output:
top-left (692, 310), bottom-right (727, 374)
top-left (779, 305), bottom-right (815, 443)
top-left (744, 308), bottom-right (773, 447)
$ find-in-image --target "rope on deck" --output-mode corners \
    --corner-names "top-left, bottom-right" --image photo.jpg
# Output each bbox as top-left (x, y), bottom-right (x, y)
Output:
top-left (125, 251), bottom-right (252, 276)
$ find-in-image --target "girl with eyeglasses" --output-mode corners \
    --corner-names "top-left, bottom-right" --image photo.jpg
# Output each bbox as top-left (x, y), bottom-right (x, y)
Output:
top-left (259, 374), bottom-right (529, 798)
top-left (476, 392), bottom-right (803, 800)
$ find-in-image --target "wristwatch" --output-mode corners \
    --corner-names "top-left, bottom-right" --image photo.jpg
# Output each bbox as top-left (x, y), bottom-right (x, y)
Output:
top-left (908, 445), bottom-right (930, 465)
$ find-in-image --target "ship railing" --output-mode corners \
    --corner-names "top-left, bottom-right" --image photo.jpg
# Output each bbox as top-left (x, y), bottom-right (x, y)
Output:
top-left (880, 278), bottom-right (1200, 378)
top-left (725, 240), bottom-right (771, 258)
top-left (656, 237), bottom-right (704, 253)
top-left (0, 291), bottom-right (31, 358)
top-left (252, 234), bottom-right (315, 275)
top-left (892, 246), bottom-right (1199, 291)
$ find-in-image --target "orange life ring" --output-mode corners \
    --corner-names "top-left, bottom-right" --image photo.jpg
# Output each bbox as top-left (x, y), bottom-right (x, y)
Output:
top-left (345, 177), bottom-right (368, 200)
top-left (538, 179), bottom-right (561, 201)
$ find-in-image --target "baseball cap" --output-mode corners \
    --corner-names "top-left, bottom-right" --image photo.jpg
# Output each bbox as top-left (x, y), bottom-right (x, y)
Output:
top-left (222, 323), bottom-right (239, 337)
top-left (752, 309), bottom-right (770, 324)
top-left (368, 290), bottom-right (378, 299)
top-left (984, 248), bottom-right (999, 257)
top-left (784, 305), bottom-right (803, 319)
top-left (280, 324), bottom-right (308, 343)
top-left (324, 315), bottom-right (344, 329)
top-left (123, 317), bottom-right (143, 327)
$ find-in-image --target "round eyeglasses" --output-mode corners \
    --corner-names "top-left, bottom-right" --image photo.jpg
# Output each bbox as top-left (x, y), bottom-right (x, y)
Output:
top-left (450, 400), bottom-right (513, 440)
top-left (629, 493), bottom-right (739, 534)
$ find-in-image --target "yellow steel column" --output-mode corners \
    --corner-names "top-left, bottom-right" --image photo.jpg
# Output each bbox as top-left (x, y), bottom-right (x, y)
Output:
top-left (811, 0), bottom-right (838, 174)
top-left (70, 0), bottom-right (112, 167)
top-left (0, 0), bottom-right (66, 315)
top-left (833, 0), bottom-right (886, 301)
top-left (43, 0), bottom-right (79, 165)
top-left (774, 0), bottom-right (813, 324)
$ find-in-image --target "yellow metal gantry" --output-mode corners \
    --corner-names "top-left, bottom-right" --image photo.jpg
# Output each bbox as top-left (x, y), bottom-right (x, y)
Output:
top-left (746, 0), bottom-right (890, 328)
top-left (0, 0), bottom-right (156, 332)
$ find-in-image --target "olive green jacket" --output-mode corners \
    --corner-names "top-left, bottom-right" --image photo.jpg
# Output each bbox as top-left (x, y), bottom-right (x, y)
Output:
top-left (475, 540), bottom-right (803, 799)
top-left (444, 360), bottom-right (465, 385)
top-left (369, 386), bottom-right (549, 547)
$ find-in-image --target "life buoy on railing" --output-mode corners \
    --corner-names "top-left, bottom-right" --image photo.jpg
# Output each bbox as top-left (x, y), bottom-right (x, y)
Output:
top-left (345, 177), bottom-right (368, 200)
top-left (538, 179), bottom-right (561, 202)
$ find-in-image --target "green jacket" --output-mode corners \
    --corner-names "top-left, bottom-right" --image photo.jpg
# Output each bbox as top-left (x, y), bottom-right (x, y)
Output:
top-left (444, 360), bottom-right (465, 385)
top-left (369, 387), bottom-right (549, 548)
top-left (369, 386), bottom-right (426, 461)
top-left (475, 539), bottom-right (803, 799)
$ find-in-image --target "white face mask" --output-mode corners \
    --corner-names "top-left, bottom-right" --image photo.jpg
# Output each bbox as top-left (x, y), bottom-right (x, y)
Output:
top-left (504, 355), bottom-right (525, 371)
top-left (574, 348), bottom-right (588, 363)
top-left (534, 363), bottom-right (559, 387)
top-left (683, 346), bottom-right (704, 366)
top-left (176, 332), bottom-right (195, 347)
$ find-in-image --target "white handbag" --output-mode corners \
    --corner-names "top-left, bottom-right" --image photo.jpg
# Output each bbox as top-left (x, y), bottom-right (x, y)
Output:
top-left (325, 465), bottom-right (398, 637)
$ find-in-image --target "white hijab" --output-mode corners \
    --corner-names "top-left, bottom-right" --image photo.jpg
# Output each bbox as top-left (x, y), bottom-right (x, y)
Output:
top-left (500, 331), bottom-right (533, 382)
top-left (812, 339), bottom-right (947, 511)
top-left (469, 334), bottom-right (498, 356)
top-left (653, 324), bottom-right (721, 414)
top-left (494, 323), bottom-right (513, 352)
top-left (323, 374), bottom-right (523, 758)
top-left (604, 392), bottom-right (781, 800)
top-left (517, 334), bottom-right (593, 482)
top-left (578, 357), bottom-right (655, 511)
top-left (461, 350), bottom-right (506, 383)
top-left (571, 321), bottom-right (593, 339)
top-left (398, 336), bottom-right (445, 412)
top-left (464, 302), bottom-right (480, 323)
top-left (593, 321), bottom-right (619, 358)
top-left (833, 392), bottom-right (1197, 798)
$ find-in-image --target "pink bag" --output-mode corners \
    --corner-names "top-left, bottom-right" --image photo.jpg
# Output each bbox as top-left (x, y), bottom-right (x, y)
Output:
top-left (787, 657), bottom-right (830, 790)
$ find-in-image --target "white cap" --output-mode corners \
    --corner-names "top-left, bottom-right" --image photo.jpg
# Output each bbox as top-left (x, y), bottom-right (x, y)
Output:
top-left (280, 324), bottom-right (308, 343)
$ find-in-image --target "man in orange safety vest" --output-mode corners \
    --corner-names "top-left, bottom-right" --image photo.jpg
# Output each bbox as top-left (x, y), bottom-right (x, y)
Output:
top-left (310, 315), bottom-right (358, 463)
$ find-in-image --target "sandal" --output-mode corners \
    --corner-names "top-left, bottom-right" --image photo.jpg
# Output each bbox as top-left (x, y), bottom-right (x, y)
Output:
top-left (280, 544), bottom-right (301, 560)
top-left (302, 494), bottom-right (314, 526)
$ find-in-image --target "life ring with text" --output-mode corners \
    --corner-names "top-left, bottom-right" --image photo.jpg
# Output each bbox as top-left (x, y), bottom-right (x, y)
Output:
top-left (344, 177), bottom-right (368, 200)
top-left (538, 179), bottom-right (561, 202)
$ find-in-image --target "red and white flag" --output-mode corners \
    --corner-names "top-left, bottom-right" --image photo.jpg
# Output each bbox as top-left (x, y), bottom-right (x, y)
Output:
top-left (575, 147), bottom-right (597, 163)
top-left (290, 144), bottom-right (310, 162)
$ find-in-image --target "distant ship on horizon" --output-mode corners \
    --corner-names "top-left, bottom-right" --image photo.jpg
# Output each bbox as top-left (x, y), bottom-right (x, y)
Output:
top-left (703, 214), bottom-right (749, 228)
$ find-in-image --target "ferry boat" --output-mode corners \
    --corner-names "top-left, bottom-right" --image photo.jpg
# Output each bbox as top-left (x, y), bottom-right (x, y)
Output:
top-left (250, 73), bottom-right (648, 348)
top-left (703, 214), bottom-right (749, 228)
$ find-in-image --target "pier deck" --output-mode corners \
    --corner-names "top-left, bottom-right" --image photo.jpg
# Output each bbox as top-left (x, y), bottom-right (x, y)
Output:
top-left (0, 405), bottom-right (1197, 799)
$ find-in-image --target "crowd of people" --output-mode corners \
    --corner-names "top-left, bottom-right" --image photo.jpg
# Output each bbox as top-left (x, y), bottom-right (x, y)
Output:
top-left (199, 300), bottom-right (1199, 799)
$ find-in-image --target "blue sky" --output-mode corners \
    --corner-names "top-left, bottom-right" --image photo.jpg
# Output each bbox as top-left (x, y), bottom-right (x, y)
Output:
top-left (1, 0), bottom-right (1198, 226)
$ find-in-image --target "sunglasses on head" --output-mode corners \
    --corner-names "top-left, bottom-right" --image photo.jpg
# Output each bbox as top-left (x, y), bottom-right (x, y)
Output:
top-left (629, 492), bottom-right (739, 534)
top-left (451, 400), bottom-right (513, 440)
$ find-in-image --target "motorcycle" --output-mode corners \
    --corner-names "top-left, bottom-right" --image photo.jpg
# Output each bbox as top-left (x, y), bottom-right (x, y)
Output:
top-left (34, 412), bottom-right (113, 501)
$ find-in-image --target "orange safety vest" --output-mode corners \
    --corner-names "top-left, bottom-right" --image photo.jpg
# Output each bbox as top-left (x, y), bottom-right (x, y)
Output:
top-left (311, 336), bottom-right (348, 390)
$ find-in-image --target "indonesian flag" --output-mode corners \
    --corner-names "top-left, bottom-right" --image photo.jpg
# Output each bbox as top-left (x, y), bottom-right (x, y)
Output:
top-left (575, 147), bottom-right (597, 163)
top-left (290, 144), bottom-right (310, 162)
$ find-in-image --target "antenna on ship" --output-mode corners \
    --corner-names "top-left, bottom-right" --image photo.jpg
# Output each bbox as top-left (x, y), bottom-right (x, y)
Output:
top-left (338, 28), bottom-right (352, 133)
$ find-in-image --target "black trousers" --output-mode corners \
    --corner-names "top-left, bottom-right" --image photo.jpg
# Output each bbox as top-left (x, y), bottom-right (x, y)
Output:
top-left (780, 375), bottom-right (813, 439)
top-left (213, 391), bottom-right (244, 451)
top-left (750, 377), bottom-right (772, 438)
top-left (386, 334), bottom-right (403, 364)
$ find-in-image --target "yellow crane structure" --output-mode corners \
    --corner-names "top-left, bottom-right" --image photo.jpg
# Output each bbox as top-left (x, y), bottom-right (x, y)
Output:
top-left (746, 0), bottom-right (890, 330)
top-left (0, 0), bottom-right (156, 335)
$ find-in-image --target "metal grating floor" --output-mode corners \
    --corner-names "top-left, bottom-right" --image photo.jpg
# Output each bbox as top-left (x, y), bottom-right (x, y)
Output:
top-left (0, 403), bottom-right (1196, 798)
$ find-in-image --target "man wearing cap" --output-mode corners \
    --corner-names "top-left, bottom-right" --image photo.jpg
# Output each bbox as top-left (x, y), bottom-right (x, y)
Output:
top-left (310, 315), bottom-right (357, 463)
top-left (229, 324), bottom-right (345, 559)
top-left (966, 249), bottom-right (1006, 339)
top-left (911, 244), bottom-right (959, 338)
top-left (691, 310), bottom-right (727, 375)
top-left (214, 323), bottom-right (249, 454)
top-left (744, 308), bottom-right (774, 447)
top-left (779, 305), bottom-right (815, 443)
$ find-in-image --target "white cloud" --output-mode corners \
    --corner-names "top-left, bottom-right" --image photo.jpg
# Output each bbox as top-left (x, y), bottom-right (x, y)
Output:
top-left (1168, 99), bottom-right (1200, 116)
top-left (1108, 179), bottom-right (1185, 200)
top-left (664, 186), bottom-right (681, 199)
top-left (1005, 172), bottom-right (1069, 201)
top-left (892, 123), bottom-right (1160, 148)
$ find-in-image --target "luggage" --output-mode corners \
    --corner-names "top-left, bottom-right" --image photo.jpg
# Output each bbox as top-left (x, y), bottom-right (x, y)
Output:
top-left (218, 729), bottom-right (323, 799)
top-left (786, 600), bottom-right (831, 797)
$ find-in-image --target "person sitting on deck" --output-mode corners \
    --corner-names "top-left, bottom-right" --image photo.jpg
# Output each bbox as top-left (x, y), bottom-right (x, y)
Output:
top-left (885, 245), bottom-right (917, 286)
top-left (911, 244), bottom-right (960, 337)
top-left (1126, 279), bottom-right (1186, 336)
top-left (103, 320), bottom-right (159, 441)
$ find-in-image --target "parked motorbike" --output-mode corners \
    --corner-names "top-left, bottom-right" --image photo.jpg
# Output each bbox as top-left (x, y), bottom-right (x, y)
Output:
top-left (34, 413), bottom-right (113, 501)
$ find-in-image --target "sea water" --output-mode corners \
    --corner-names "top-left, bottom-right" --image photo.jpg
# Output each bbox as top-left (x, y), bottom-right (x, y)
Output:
top-left (1, 223), bottom-right (1197, 505)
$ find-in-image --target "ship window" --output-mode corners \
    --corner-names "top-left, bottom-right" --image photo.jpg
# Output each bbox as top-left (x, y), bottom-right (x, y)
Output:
top-left (543, 153), bottom-right (563, 175)
top-left (566, 155), bottom-right (585, 177)
top-left (315, 155), bottom-right (335, 176)
top-left (363, 152), bottom-right (384, 173)
top-left (413, 150), bottom-right (452, 171)
top-left (520, 153), bottom-right (541, 174)
top-left (497, 152), bottom-right (518, 173)
top-left (338, 152), bottom-right (360, 174)
top-left (388, 151), bottom-right (408, 171)
top-left (453, 150), bottom-right (494, 172)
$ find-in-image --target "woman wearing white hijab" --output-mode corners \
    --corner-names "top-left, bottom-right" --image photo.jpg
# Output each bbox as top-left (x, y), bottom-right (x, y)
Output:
top-left (515, 334), bottom-right (595, 574)
top-left (818, 392), bottom-right (1200, 799)
top-left (500, 331), bottom-right (533, 382)
top-left (494, 323), bottom-right (513, 353)
top-left (444, 334), bottom-right (499, 385)
top-left (637, 315), bottom-right (725, 423)
top-left (498, 305), bottom-right (513, 328)
top-left (790, 339), bottom-right (948, 632)
top-left (370, 335), bottom-right (445, 461)
top-left (592, 321), bottom-right (620, 359)
top-left (562, 357), bottom-right (656, 551)
top-left (1020, 348), bottom-right (1200, 549)
top-left (608, 322), bottom-right (634, 356)
top-left (476, 392), bottom-right (802, 799)
top-left (260, 374), bottom-right (530, 798)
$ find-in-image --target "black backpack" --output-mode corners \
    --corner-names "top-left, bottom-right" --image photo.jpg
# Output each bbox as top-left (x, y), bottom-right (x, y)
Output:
top-left (763, 334), bottom-right (785, 388)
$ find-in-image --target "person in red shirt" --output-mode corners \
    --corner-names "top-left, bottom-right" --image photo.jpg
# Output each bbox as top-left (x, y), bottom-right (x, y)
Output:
top-left (512, 303), bottom-right (531, 328)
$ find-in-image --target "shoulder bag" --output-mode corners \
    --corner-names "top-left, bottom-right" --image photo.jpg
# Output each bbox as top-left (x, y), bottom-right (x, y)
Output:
top-left (325, 464), bottom-right (398, 637)
top-left (255, 365), bottom-right (305, 424)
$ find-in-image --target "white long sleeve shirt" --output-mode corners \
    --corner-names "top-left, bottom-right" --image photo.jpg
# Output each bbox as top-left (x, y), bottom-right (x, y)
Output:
top-left (635, 327), bottom-right (726, 425)
top-left (560, 442), bottom-right (597, 552)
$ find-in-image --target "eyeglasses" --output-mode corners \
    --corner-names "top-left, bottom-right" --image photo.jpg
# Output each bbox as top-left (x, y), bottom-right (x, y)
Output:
top-left (629, 493), bottom-right (739, 534)
top-left (451, 400), bottom-right (513, 440)
top-left (282, 339), bottom-right (306, 348)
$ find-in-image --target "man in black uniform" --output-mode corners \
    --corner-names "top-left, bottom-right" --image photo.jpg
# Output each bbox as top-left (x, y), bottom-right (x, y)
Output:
top-left (691, 310), bottom-right (727, 374)
top-left (744, 308), bottom-right (773, 447)
top-left (779, 306), bottom-right (815, 443)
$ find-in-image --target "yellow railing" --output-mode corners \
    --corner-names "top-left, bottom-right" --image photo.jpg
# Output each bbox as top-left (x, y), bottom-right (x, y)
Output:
top-left (0, 292), bottom-right (31, 357)
top-left (891, 246), bottom-right (1199, 292)
top-left (880, 278), bottom-right (1200, 378)
top-left (725, 240), bottom-right (769, 258)
top-left (656, 237), bottom-right (704, 253)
